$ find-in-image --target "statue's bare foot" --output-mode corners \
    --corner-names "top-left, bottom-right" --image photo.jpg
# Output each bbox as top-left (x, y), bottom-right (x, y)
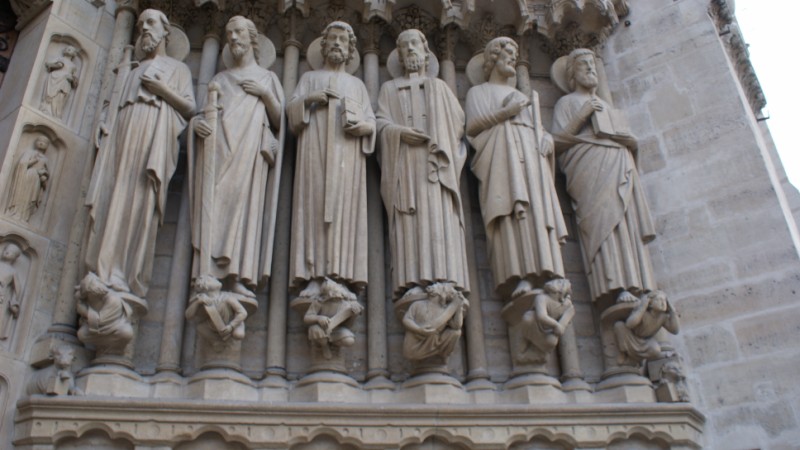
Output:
top-left (232, 282), bottom-right (256, 298)
top-left (299, 279), bottom-right (322, 299)
top-left (512, 279), bottom-right (534, 299)
top-left (616, 290), bottom-right (637, 303)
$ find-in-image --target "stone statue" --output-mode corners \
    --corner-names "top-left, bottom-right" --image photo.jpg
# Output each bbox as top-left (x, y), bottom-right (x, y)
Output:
top-left (76, 272), bottom-right (135, 356)
top-left (189, 15), bottom-right (284, 298)
top-left (185, 275), bottom-right (249, 351)
top-left (288, 21), bottom-right (376, 303)
top-left (6, 136), bottom-right (50, 223)
top-left (302, 278), bottom-right (364, 359)
top-left (84, 8), bottom-right (195, 298)
top-left (508, 278), bottom-right (575, 365)
top-left (401, 282), bottom-right (468, 364)
top-left (0, 243), bottom-right (22, 341)
top-left (377, 29), bottom-right (470, 300)
top-left (465, 37), bottom-right (567, 300)
top-left (41, 45), bottom-right (79, 119)
top-left (551, 48), bottom-right (656, 304)
top-left (26, 345), bottom-right (83, 396)
top-left (613, 290), bottom-right (679, 366)
top-left (653, 358), bottom-right (690, 402)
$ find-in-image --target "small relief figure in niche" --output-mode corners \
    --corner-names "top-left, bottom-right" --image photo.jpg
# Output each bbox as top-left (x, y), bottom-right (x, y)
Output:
top-left (184, 275), bottom-right (249, 351)
top-left (401, 282), bottom-right (468, 363)
top-left (41, 45), bottom-right (79, 119)
top-left (26, 345), bottom-right (83, 396)
top-left (613, 290), bottom-right (679, 366)
top-left (303, 278), bottom-right (364, 359)
top-left (653, 358), bottom-right (690, 402)
top-left (76, 272), bottom-right (135, 356)
top-left (6, 136), bottom-right (50, 223)
top-left (511, 278), bottom-right (575, 365)
top-left (0, 243), bottom-right (22, 341)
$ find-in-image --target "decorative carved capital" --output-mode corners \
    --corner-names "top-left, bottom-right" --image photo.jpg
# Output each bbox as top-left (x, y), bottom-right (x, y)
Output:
top-left (436, 25), bottom-right (459, 61)
top-left (359, 20), bottom-right (386, 55)
top-left (363, 0), bottom-right (395, 24)
top-left (536, 0), bottom-right (620, 59)
top-left (392, 5), bottom-right (437, 38)
top-left (464, 14), bottom-right (514, 56)
top-left (439, 0), bottom-right (474, 30)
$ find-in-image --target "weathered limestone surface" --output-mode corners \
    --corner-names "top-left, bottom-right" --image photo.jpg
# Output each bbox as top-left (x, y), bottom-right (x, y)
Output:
top-left (0, 0), bottom-right (798, 449)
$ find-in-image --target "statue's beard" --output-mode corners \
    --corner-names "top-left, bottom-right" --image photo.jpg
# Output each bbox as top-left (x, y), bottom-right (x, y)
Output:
top-left (326, 48), bottom-right (346, 65)
top-left (498, 62), bottom-right (516, 78)
top-left (140, 34), bottom-right (161, 54)
top-left (231, 42), bottom-right (249, 59)
top-left (404, 54), bottom-right (424, 73)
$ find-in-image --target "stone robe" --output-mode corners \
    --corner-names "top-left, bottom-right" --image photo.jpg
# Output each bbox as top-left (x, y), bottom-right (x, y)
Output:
top-left (42, 55), bottom-right (77, 118)
top-left (466, 83), bottom-right (567, 297)
top-left (377, 76), bottom-right (469, 298)
top-left (552, 93), bottom-right (656, 300)
top-left (189, 65), bottom-right (284, 288)
top-left (85, 55), bottom-right (194, 297)
top-left (6, 147), bottom-right (48, 222)
top-left (288, 70), bottom-right (375, 291)
top-left (0, 259), bottom-right (20, 340)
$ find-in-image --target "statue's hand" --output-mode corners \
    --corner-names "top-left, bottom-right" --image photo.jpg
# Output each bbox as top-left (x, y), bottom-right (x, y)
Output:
top-left (195, 119), bottom-right (212, 138)
top-left (305, 90), bottom-right (329, 107)
top-left (239, 79), bottom-right (268, 98)
top-left (140, 73), bottom-right (171, 98)
top-left (9, 304), bottom-right (19, 318)
top-left (581, 97), bottom-right (604, 117)
top-left (514, 202), bottom-right (526, 220)
top-left (502, 99), bottom-right (529, 119)
top-left (539, 133), bottom-right (554, 157)
top-left (343, 120), bottom-right (374, 137)
top-left (318, 316), bottom-right (331, 328)
top-left (94, 122), bottom-right (109, 149)
top-left (554, 324), bottom-right (565, 337)
top-left (400, 127), bottom-right (430, 145)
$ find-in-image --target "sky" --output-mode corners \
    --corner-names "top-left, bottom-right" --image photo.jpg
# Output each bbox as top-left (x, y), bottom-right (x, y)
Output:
top-left (734, 0), bottom-right (799, 188)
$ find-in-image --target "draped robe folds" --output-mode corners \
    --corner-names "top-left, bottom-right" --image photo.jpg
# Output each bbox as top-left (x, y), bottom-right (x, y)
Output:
top-left (85, 55), bottom-right (194, 297)
top-left (43, 56), bottom-right (77, 117)
top-left (552, 93), bottom-right (656, 301)
top-left (377, 77), bottom-right (470, 298)
top-left (188, 66), bottom-right (285, 288)
top-left (466, 84), bottom-right (567, 298)
top-left (288, 70), bottom-right (376, 291)
top-left (7, 148), bottom-right (48, 222)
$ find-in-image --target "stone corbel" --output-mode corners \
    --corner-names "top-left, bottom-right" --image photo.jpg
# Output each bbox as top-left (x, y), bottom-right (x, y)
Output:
top-left (439, 0), bottom-right (475, 30)
top-left (363, 0), bottom-right (395, 24)
top-left (278, 0), bottom-right (311, 18)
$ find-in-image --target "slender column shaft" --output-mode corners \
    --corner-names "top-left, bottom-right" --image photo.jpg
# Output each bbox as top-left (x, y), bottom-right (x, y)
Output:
top-left (440, 59), bottom-right (457, 94)
top-left (156, 177), bottom-right (192, 373)
top-left (282, 41), bottom-right (301, 98)
top-left (195, 33), bottom-right (221, 106)
top-left (363, 52), bottom-right (380, 109)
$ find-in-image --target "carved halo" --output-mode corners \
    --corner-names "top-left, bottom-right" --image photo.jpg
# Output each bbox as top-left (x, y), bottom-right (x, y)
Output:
top-left (466, 52), bottom-right (516, 87)
top-left (222, 33), bottom-right (277, 70)
top-left (386, 48), bottom-right (439, 79)
top-left (306, 36), bottom-right (361, 75)
top-left (550, 54), bottom-right (571, 94)
top-left (134, 24), bottom-right (191, 61)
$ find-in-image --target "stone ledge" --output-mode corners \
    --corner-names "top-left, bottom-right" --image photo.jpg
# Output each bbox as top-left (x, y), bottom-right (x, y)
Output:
top-left (14, 397), bottom-right (705, 448)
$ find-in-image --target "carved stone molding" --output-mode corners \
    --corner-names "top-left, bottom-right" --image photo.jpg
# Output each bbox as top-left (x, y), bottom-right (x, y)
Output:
top-left (9, 0), bottom-right (52, 30)
top-left (536, 0), bottom-right (620, 59)
top-left (709, 0), bottom-right (766, 113)
top-left (15, 397), bottom-right (706, 448)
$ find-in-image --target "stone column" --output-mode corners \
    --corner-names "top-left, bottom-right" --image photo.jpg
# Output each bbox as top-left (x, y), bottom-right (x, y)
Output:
top-left (262, 11), bottom-right (302, 388)
top-left (515, 34), bottom-right (531, 95)
top-left (439, 25), bottom-right (458, 94)
top-left (280, 10), bottom-right (302, 98)
top-left (31, 0), bottom-right (139, 367)
top-left (361, 21), bottom-right (392, 390)
top-left (155, 177), bottom-right (192, 376)
top-left (558, 324), bottom-right (591, 392)
top-left (195, 32), bottom-right (221, 106)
